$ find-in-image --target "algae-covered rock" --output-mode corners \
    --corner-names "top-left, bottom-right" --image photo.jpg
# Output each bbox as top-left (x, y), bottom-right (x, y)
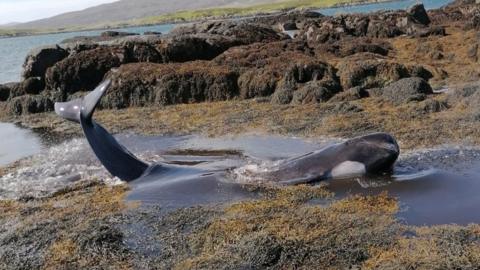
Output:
top-left (103, 61), bottom-right (239, 108)
top-left (382, 77), bottom-right (433, 104)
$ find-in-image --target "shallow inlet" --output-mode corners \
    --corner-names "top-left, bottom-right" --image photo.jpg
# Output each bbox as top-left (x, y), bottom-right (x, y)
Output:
top-left (316, 0), bottom-right (454, 16)
top-left (0, 123), bottom-right (43, 166)
top-left (1, 126), bottom-right (480, 226)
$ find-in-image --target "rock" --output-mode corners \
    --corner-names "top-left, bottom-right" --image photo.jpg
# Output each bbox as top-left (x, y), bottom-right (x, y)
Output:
top-left (0, 84), bottom-right (10, 101)
top-left (299, 4), bottom-right (434, 42)
top-left (144, 31), bottom-right (162, 35)
top-left (45, 46), bottom-right (127, 97)
top-left (329, 86), bottom-right (368, 102)
top-left (465, 13), bottom-right (480, 30)
top-left (467, 44), bottom-right (478, 61)
top-left (61, 31), bottom-right (138, 44)
top-left (407, 4), bottom-right (431, 25)
top-left (382, 77), bottom-right (433, 104)
top-left (61, 43), bottom-right (99, 56)
top-left (366, 19), bottom-right (404, 38)
top-left (446, 83), bottom-right (480, 105)
top-left (156, 34), bottom-right (239, 63)
top-left (123, 42), bottom-right (161, 63)
top-left (103, 61), bottom-right (239, 108)
top-left (271, 87), bottom-right (294, 105)
top-left (170, 21), bottom-right (288, 45)
top-left (329, 101), bottom-right (364, 114)
top-left (7, 82), bottom-right (24, 99)
top-left (337, 56), bottom-right (432, 89)
top-left (267, 61), bottom-right (341, 104)
top-left (366, 87), bottom-right (383, 97)
top-left (291, 81), bottom-right (337, 104)
top-left (415, 99), bottom-right (450, 114)
top-left (280, 21), bottom-right (298, 31)
top-left (213, 40), bottom-right (315, 69)
top-left (238, 69), bottom-right (278, 99)
top-left (314, 38), bottom-right (391, 57)
top-left (339, 40), bottom-right (390, 57)
top-left (8, 77), bottom-right (45, 98)
top-left (247, 10), bottom-right (323, 29)
top-left (414, 26), bottom-right (446, 38)
top-left (21, 77), bottom-right (45, 95)
top-left (7, 95), bottom-right (54, 115)
top-left (101, 31), bottom-right (137, 38)
top-left (283, 62), bottom-right (340, 91)
top-left (22, 45), bottom-right (68, 79)
top-left (215, 41), bottom-right (339, 100)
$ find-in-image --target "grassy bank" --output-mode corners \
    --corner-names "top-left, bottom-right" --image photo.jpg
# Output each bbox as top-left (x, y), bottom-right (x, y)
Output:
top-left (132, 0), bottom-right (388, 25)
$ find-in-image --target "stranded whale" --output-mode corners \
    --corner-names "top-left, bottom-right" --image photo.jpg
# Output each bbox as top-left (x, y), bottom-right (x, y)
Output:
top-left (54, 80), bottom-right (400, 185)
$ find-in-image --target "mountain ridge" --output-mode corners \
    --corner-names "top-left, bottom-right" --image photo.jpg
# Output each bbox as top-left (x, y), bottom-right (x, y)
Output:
top-left (11, 0), bottom-right (287, 30)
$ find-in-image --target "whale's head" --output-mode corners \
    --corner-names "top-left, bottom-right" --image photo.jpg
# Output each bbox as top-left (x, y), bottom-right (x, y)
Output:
top-left (342, 132), bottom-right (400, 174)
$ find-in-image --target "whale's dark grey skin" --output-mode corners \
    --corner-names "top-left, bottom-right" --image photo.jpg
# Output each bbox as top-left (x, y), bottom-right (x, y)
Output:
top-left (54, 80), bottom-right (400, 185)
top-left (251, 133), bottom-right (400, 185)
top-left (55, 80), bottom-right (150, 181)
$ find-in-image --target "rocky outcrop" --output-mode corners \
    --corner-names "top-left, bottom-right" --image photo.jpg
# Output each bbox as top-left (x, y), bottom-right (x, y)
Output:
top-left (7, 2), bottom-right (472, 116)
top-left (299, 3), bottom-right (438, 44)
top-left (8, 77), bottom-right (45, 98)
top-left (102, 61), bottom-right (239, 108)
top-left (329, 86), bottom-right (369, 102)
top-left (447, 83), bottom-right (480, 106)
top-left (336, 55), bottom-right (433, 89)
top-left (60, 31), bottom-right (138, 44)
top-left (214, 40), bottom-right (340, 102)
top-left (314, 38), bottom-right (391, 57)
top-left (22, 45), bottom-right (68, 79)
top-left (290, 80), bottom-right (339, 105)
top-left (429, 0), bottom-right (480, 29)
top-left (0, 84), bottom-right (11, 101)
top-left (170, 21), bottom-right (289, 45)
top-left (20, 77), bottom-right (45, 95)
top-left (45, 46), bottom-right (127, 97)
top-left (382, 77), bottom-right (433, 104)
top-left (408, 4), bottom-right (431, 25)
top-left (14, 22), bottom-right (287, 100)
top-left (7, 95), bottom-right (54, 115)
top-left (155, 34), bottom-right (240, 63)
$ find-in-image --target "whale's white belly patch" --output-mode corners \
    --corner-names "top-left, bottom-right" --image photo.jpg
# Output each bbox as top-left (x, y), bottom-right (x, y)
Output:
top-left (331, 161), bottom-right (366, 179)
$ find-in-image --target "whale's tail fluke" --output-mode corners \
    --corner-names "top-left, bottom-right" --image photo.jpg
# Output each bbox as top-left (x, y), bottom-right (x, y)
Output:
top-left (54, 80), bottom-right (149, 182)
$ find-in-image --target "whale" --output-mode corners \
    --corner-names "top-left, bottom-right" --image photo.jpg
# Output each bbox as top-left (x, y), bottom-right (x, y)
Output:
top-left (239, 133), bottom-right (400, 185)
top-left (54, 80), bottom-right (400, 185)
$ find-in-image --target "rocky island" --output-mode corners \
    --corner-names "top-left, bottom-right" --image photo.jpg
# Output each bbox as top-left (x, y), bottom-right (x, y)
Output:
top-left (1, 0), bottom-right (480, 269)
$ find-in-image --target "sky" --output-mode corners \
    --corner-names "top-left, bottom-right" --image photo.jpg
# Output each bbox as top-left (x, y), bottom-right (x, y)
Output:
top-left (0, 0), bottom-right (119, 24)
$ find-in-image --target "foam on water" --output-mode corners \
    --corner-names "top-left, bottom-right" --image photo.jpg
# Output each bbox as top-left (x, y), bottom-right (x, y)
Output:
top-left (0, 138), bottom-right (122, 199)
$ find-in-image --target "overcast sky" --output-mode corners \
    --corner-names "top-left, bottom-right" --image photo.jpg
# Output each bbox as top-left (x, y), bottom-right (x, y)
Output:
top-left (0, 0), bottom-right (119, 24)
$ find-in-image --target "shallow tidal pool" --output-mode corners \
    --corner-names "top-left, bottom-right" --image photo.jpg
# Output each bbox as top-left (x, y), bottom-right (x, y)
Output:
top-left (1, 125), bottom-right (480, 226)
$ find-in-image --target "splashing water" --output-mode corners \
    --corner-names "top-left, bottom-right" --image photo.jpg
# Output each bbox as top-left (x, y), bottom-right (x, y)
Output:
top-left (0, 138), bottom-right (123, 199)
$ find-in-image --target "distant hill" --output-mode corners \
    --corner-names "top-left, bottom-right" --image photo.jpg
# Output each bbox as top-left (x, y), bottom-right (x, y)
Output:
top-left (0, 22), bottom-right (20, 27)
top-left (12, 0), bottom-right (286, 30)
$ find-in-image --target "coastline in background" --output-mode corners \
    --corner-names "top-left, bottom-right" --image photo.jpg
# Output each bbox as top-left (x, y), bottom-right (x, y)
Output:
top-left (0, 0), bottom-right (454, 84)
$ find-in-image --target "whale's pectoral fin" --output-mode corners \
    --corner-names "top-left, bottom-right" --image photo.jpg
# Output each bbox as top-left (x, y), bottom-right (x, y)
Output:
top-left (54, 80), bottom-right (149, 182)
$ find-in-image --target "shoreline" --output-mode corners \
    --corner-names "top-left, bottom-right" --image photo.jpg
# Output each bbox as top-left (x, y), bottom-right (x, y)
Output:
top-left (0, 0), bottom-right (403, 39)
